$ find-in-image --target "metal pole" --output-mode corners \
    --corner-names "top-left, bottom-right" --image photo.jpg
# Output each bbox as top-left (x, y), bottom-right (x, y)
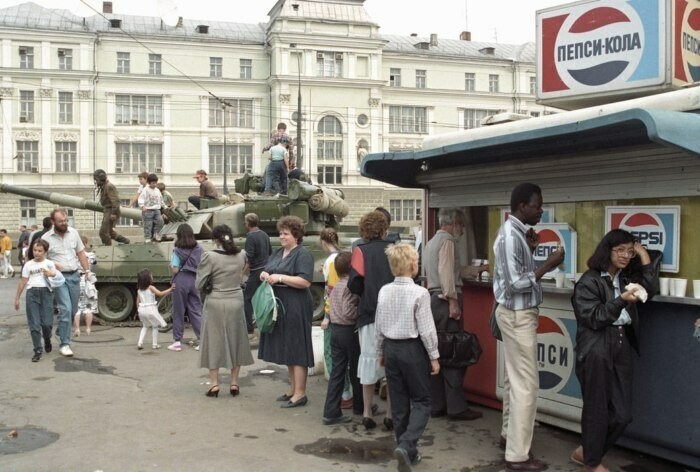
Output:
top-left (222, 103), bottom-right (228, 194)
top-left (296, 52), bottom-right (302, 170)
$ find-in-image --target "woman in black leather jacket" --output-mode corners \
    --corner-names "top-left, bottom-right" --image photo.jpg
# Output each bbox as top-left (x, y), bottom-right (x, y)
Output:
top-left (570, 229), bottom-right (660, 472)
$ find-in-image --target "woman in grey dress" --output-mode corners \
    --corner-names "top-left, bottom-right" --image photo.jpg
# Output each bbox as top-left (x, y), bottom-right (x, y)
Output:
top-left (197, 225), bottom-right (253, 397)
top-left (259, 216), bottom-right (315, 408)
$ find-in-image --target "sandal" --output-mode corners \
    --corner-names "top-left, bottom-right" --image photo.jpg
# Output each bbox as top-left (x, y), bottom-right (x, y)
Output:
top-left (206, 385), bottom-right (220, 397)
top-left (230, 385), bottom-right (240, 397)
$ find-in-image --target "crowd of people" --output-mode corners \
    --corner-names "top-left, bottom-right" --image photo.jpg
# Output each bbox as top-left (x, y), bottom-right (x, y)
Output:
top-left (8, 176), bottom-right (675, 472)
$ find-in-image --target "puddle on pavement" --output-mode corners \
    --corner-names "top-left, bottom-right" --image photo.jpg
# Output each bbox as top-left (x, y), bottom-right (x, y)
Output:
top-left (53, 357), bottom-right (117, 375)
top-left (31, 377), bottom-right (52, 382)
top-left (0, 427), bottom-right (59, 455)
top-left (295, 435), bottom-right (396, 464)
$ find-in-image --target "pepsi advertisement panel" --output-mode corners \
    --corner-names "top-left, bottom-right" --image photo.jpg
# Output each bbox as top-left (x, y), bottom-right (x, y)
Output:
top-left (605, 205), bottom-right (681, 272)
top-left (538, 0), bottom-right (668, 99)
top-left (673, 0), bottom-right (700, 84)
top-left (534, 223), bottom-right (578, 279)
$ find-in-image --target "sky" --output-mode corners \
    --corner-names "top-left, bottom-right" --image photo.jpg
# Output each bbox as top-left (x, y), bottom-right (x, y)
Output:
top-left (0, 0), bottom-right (568, 44)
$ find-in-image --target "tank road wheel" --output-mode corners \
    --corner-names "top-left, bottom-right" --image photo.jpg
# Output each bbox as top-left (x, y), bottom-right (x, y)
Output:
top-left (157, 292), bottom-right (173, 323)
top-left (311, 283), bottom-right (325, 322)
top-left (97, 284), bottom-right (135, 322)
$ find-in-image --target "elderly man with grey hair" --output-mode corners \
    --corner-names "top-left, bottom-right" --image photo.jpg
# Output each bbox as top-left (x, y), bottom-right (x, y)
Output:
top-left (423, 207), bottom-right (487, 421)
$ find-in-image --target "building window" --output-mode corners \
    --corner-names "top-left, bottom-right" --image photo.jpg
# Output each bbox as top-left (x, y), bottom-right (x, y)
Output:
top-left (210, 57), bottom-right (222, 78)
top-left (389, 106), bottom-right (427, 134)
top-left (316, 116), bottom-right (343, 161)
top-left (530, 111), bottom-right (540, 118)
top-left (115, 95), bottom-right (163, 125)
top-left (118, 199), bottom-right (135, 226)
top-left (117, 52), bottom-right (130, 73)
top-left (317, 165), bottom-right (342, 184)
top-left (208, 98), bottom-right (253, 128)
top-left (316, 51), bottom-right (343, 78)
top-left (416, 69), bottom-right (426, 89)
top-left (19, 46), bottom-right (34, 69)
top-left (489, 74), bottom-right (499, 92)
top-left (389, 68), bottom-right (401, 87)
top-left (465, 72), bottom-right (475, 92)
top-left (208, 144), bottom-right (253, 174)
top-left (19, 91), bottom-right (34, 123)
top-left (115, 143), bottom-right (163, 174)
top-left (55, 141), bottom-right (77, 173)
top-left (529, 76), bottom-right (537, 95)
top-left (389, 199), bottom-right (421, 222)
top-left (58, 48), bottom-right (72, 70)
top-left (16, 141), bottom-right (39, 172)
top-left (58, 92), bottom-right (73, 124)
top-left (20, 199), bottom-right (36, 226)
top-left (464, 108), bottom-right (500, 129)
top-left (149, 54), bottom-right (161, 75)
top-left (240, 59), bottom-right (252, 79)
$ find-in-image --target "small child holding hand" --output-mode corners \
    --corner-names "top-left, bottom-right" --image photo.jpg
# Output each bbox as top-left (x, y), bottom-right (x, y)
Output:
top-left (375, 243), bottom-right (440, 471)
top-left (136, 268), bottom-right (173, 349)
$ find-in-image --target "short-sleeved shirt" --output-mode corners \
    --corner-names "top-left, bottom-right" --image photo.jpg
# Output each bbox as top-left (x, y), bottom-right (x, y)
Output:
top-left (42, 227), bottom-right (85, 272)
top-left (22, 259), bottom-right (56, 288)
top-left (270, 144), bottom-right (287, 161)
top-left (138, 186), bottom-right (163, 210)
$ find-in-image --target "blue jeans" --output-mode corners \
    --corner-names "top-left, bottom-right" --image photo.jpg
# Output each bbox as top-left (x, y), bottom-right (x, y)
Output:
top-left (26, 287), bottom-right (53, 354)
top-left (264, 163), bottom-right (272, 193)
top-left (269, 160), bottom-right (288, 194)
top-left (143, 209), bottom-right (163, 240)
top-left (54, 272), bottom-right (81, 347)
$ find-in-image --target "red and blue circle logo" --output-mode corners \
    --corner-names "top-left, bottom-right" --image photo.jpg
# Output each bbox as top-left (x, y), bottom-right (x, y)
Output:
top-left (681, 5), bottom-right (700, 81)
top-left (618, 212), bottom-right (666, 252)
top-left (537, 315), bottom-right (574, 391)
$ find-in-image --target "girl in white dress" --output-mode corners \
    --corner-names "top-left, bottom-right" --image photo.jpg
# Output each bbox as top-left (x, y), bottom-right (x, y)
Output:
top-left (136, 269), bottom-right (173, 349)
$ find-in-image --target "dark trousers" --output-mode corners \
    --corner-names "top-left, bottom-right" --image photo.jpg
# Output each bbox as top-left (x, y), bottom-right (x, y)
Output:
top-left (430, 294), bottom-right (469, 415)
top-left (323, 324), bottom-right (363, 418)
top-left (99, 212), bottom-right (127, 245)
top-left (268, 160), bottom-right (288, 194)
top-left (576, 326), bottom-right (634, 467)
top-left (244, 269), bottom-right (263, 333)
top-left (384, 338), bottom-right (432, 461)
top-left (188, 196), bottom-right (213, 210)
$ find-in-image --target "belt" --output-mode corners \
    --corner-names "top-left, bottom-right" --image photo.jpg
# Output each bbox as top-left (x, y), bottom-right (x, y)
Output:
top-left (61, 270), bottom-right (78, 275)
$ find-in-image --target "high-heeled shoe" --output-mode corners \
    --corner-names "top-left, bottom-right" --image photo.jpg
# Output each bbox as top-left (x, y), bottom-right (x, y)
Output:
top-left (205, 385), bottom-right (220, 397)
top-left (230, 385), bottom-right (240, 397)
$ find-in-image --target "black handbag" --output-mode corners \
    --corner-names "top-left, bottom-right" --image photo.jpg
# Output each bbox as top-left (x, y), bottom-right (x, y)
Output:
top-left (437, 330), bottom-right (482, 368)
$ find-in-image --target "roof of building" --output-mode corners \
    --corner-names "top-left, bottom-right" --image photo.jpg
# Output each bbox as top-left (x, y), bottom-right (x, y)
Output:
top-left (0, 2), bottom-right (534, 60)
top-left (360, 87), bottom-right (700, 188)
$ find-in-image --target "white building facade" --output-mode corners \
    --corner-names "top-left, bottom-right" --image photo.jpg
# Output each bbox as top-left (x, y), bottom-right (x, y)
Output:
top-left (0, 0), bottom-right (555, 230)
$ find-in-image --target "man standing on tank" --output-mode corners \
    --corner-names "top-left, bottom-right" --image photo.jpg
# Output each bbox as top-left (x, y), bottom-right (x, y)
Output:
top-left (243, 213), bottom-right (271, 336)
top-left (42, 208), bottom-right (91, 357)
top-left (93, 169), bottom-right (130, 245)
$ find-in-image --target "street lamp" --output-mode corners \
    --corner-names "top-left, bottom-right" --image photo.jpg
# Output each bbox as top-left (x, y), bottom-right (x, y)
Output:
top-left (290, 44), bottom-right (303, 170)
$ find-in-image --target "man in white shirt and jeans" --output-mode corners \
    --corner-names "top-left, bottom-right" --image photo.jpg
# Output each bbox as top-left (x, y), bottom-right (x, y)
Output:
top-left (42, 208), bottom-right (90, 357)
top-left (493, 183), bottom-right (564, 472)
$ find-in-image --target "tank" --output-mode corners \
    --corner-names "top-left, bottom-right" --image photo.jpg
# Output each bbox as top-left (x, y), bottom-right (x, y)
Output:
top-left (0, 175), bottom-right (355, 323)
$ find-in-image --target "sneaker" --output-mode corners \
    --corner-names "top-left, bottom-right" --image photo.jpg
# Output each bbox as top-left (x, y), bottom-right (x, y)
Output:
top-left (152, 344), bottom-right (161, 349)
top-left (448, 408), bottom-right (483, 421)
top-left (31, 352), bottom-right (41, 362)
top-left (194, 345), bottom-right (200, 351)
top-left (393, 447), bottom-right (412, 472)
top-left (59, 345), bottom-right (74, 357)
top-left (167, 342), bottom-right (182, 352)
top-left (137, 344), bottom-right (144, 350)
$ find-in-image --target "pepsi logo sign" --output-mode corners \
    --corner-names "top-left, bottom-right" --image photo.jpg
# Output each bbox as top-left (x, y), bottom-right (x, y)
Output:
top-left (681, 3), bottom-right (700, 81)
top-left (533, 228), bottom-right (563, 261)
top-left (555, 5), bottom-right (644, 87)
top-left (606, 206), bottom-right (681, 273)
top-left (537, 315), bottom-right (573, 391)
top-left (618, 212), bottom-right (665, 250)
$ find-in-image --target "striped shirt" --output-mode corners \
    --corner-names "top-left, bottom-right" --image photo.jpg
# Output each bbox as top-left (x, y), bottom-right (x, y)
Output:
top-left (375, 277), bottom-right (439, 360)
top-left (493, 215), bottom-right (542, 310)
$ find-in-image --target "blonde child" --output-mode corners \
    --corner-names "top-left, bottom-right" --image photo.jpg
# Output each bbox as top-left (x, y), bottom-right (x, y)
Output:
top-left (136, 268), bottom-right (173, 349)
top-left (13, 240), bottom-right (62, 362)
top-left (74, 235), bottom-right (97, 336)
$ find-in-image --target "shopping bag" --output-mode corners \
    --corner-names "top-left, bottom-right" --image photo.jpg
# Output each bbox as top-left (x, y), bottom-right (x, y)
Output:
top-left (252, 280), bottom-right (284, 333)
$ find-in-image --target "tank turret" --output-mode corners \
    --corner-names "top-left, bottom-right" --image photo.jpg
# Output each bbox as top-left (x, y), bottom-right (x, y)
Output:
top-left (0, 176), bottom-right (355, 323)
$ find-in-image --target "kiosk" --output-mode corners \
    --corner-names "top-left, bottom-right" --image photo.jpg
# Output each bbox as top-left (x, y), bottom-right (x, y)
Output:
top-left (361, 87), bottom-right (700, 469)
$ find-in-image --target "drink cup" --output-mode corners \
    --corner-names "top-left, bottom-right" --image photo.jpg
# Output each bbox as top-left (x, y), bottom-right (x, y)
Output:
top-left (693, 280), bottom-right (700, 299)
top-left (672, 278), bottom-right (687, 297)
top-left (659, 277), bottom-right (670, 296)
top-left (555, 271), bottom-right (566, 288)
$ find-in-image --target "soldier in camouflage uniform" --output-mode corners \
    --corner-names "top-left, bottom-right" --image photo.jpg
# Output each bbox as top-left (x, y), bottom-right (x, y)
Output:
top-left (94, 169), bottom-right (130, 246)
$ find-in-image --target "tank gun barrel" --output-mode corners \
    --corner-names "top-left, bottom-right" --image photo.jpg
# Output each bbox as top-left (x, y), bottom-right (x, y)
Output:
top-left (0, 182), bottom-right (142, 221)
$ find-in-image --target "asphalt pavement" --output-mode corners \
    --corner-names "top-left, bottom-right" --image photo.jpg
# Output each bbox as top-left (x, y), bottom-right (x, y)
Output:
top-left (0, 277), bottom-right (689, 472)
